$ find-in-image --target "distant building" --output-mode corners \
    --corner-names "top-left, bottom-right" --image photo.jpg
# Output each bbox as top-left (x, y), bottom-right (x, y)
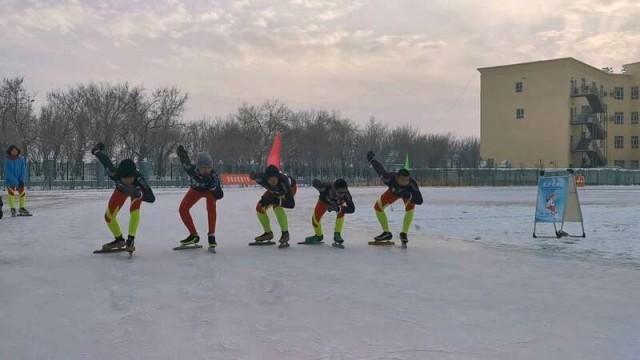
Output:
top-left (478, 57), bottom-right (640, 169)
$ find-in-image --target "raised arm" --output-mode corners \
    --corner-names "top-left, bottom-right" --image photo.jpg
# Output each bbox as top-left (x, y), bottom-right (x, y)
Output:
top-left (367, 151), bottom-right (394, 184)
top-left (177, 145), bottom-right (200, 180)
top-left (91, 143), bottom-right (118, 181)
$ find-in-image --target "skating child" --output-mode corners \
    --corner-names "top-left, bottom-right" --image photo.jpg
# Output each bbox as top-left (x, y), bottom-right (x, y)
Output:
top-left (4, 145), bottom-right (31, 217)
top-left (176, 145), bottom-right (224, 252)
top-left (367, 151), bottom-right (423, 248)
top-left (301, 178), bottom-right (355, 249)
top-left (250, 165), bottom-right (296, 248)
top-left (92, 143), bottom-right (155, 254)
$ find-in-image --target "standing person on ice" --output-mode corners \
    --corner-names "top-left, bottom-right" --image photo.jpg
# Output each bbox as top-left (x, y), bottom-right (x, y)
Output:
top-left (4, 145), bottom-right (31, 217)
top-left (367, 150), bottom-right (423, 248)
top-left (250, 165), bottom-right (296, 248)
top-left (301, 178), bottom-right (355, 249)
top-left (92, 143), bottom-right (155, 254)
top-left (175, 145), bottom-right (223, 252)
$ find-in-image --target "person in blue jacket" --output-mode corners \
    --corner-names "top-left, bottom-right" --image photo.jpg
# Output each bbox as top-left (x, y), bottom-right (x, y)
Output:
top-left (4, 145), bottom-right (30, 217)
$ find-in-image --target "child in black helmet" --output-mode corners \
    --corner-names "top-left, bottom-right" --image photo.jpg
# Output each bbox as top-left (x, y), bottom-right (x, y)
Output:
top-left (301, 178), bottom-right (355, 249)
top-left (92, 143), bottom-right (155, 254)
top-left (250, 165), bottom-right (297, 248)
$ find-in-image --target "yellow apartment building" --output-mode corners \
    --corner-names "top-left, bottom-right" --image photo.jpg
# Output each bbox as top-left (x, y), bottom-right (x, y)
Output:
top-left (478, 57), bottom-right (640, 168)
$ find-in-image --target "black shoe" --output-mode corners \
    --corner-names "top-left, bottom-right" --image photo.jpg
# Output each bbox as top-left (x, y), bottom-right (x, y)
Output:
top-left (374, 232), bottom-right (393, 241)
top-left (279, 231), bottom-right (290, 248)
top-left (333, 232), bottom-right (344, 244)
top-left (255, 231), bottom-right (274, 242)
top-left (11, 208), bottom-right (17, 217)
top-left (208, 235), bottom-right (217, 248)
top-left (400, 232), bottom-right (408, 248)
top-left (19, 208), bottom-right (31, 216)
top-left (126, 236), bottom-right (135, 253)
top-left (103, 236), bottom-right (125, 250)
top-left (180, 234), bottom-right (200, 245)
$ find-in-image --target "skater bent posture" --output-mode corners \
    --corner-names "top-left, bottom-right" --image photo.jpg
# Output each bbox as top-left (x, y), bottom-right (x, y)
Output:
top-left (4, 145), bottom-right (30, 217)
top-left (251, 165), bottom-right (296, 247)
top-left (92, 143), bottom-right (155, 253)
top-left (176, 145), bottom-right (223, 251)
top-left (302, 179), bottom-right (355, 248)
top-left (367, 151), bottom-right (423, 247)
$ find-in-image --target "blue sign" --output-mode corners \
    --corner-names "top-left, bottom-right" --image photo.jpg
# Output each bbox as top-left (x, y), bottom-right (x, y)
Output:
top-left (535, 176), bottom-right (568, 223)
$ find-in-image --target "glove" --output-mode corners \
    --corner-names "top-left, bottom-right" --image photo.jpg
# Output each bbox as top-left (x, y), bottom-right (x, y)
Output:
top-left (91, 143), bottom-right (105, 155)
top-left (176, 145), bottom-right (191, 165)
top-left (117, 184), bottom-right (142, 198)
top-left (366, 151), bottom-right (375, 162)
top-left (327, 203), bottom-right (340, 212)
top-left (399, 189), bottom-right (412, 200)
top-left (259, 195), bottom-right (272, 207)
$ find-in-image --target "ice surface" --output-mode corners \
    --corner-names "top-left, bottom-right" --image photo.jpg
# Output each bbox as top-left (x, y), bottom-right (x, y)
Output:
top-left (0, 187), bottom-right (639, 360)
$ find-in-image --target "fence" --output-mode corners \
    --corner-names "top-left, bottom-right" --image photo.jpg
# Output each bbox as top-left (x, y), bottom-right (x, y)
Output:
top-left (2, 161), bottom-right (640, 190)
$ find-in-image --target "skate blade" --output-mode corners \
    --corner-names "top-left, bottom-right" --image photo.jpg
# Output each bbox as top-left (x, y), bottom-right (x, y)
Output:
top-left (278, 243), bottom-right (290, 249)
top-left (368, 241), bottom-right (395, 246)
top-left (332, 243), bottom-right (345, 249)
top-left (173, 244), bottom-right (204, 251)
top-left (17, 214), bottom-right (33, 217)
top-left (249, 241), bottom-right (276, 246)
top-left (297, 241), bottom-right (324, 245)
top-left (208, 247), bottom-right (217, 253)
top-left (93, 248), bottom-right (128, 254)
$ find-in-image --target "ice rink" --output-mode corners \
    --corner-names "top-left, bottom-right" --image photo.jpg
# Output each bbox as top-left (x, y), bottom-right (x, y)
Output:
top-left (1, 186), bottom-right (639, 359)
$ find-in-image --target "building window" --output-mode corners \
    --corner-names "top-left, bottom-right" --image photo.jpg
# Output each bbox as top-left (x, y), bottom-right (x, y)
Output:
top-left (633, 136), bottom-right (639, 149)
top-left (515, 82), bottom-right (523, 93)
top-left (614, 112), bottom-right (624, 125)
top-left (631, 160), bottom-right (639, 169)
top-left (633, 112), bottom-right (639, 125)
top-left (615, 136), bottom-right (624, 149)
top-left (615, 87), bottom-right (624, 100)
top-left (614, 160), bottom-right (626, 168)
top-left (632, 86), bottom-right (639, 100)
top-left (516, 108), bottom-right (525, 119)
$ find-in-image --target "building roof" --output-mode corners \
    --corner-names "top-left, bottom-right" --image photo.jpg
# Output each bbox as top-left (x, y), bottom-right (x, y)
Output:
top-left (477, 57), bottom-right (631, 76)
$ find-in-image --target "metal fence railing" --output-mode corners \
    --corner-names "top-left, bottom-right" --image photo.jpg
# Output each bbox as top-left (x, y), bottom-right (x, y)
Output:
top-left (3, 161), bottom-right (640, 190)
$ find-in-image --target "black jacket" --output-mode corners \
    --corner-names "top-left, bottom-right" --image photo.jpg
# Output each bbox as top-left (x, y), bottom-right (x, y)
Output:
top-left (183, 164), bottom-right (224, 200)
top-left (370, 159), bottom-right (423, 205)
top-left (312, 179), bottom-right (355, 214)
top-left (95, 152), bottom-right (155, 203)
top-left (255, 172), bottom-right (296, 209)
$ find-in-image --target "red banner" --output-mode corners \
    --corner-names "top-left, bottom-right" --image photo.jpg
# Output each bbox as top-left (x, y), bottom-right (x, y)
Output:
top-left (221, 173), bottom-right (254, 186)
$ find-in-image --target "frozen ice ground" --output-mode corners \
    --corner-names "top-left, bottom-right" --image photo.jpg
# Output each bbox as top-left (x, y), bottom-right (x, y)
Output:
top-left (0, 187), bottom-right (639, 360)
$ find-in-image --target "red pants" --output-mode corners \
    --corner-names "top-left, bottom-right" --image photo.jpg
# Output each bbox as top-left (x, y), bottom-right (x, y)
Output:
top-left (106, 189), bottom-right (142, 218)
top-left (374, 189), bottom-right (416, 212)
top-left (179, 188), bottom-right (217, 235)
top-left (312, 201), bottom-right (346, 223)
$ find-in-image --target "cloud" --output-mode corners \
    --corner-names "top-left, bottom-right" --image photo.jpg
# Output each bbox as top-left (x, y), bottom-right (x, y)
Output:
top-left (1, 0), bottom-right (640, 136)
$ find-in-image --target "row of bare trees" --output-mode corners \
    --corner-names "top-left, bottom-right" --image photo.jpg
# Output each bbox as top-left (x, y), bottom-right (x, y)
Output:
top-left (1, 77), bottom-right (480, 179)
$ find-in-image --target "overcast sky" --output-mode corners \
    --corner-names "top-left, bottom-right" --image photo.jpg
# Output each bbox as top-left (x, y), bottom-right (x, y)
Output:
top-left (1, 0), bottom-right (640, 136)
